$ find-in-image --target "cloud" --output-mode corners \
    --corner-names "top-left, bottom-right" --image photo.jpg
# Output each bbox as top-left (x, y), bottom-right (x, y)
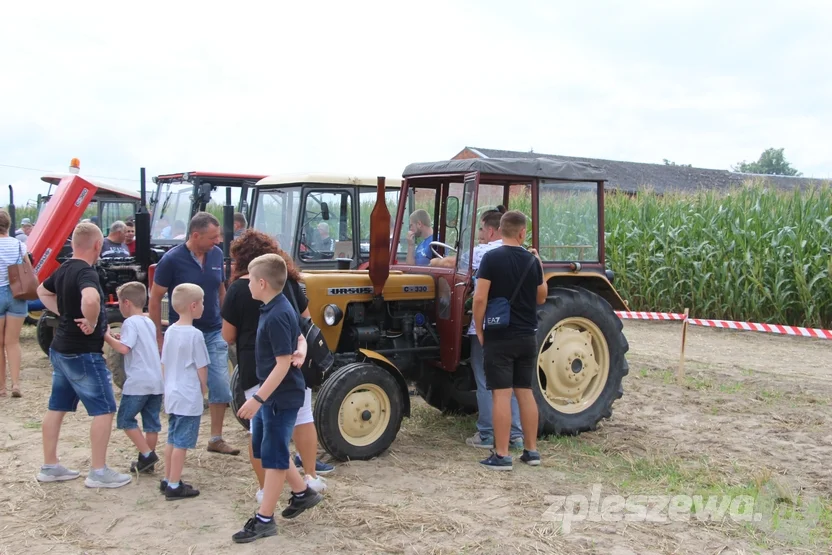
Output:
top-left (0, 0), bottom-right (829, 208)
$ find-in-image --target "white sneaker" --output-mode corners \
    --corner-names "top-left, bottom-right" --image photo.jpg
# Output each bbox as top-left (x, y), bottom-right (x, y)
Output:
top-left (37, 464), bottom-right (80, 482)
top-left (84, 466), bottom-right (132, 489)
top-left (255, 488), bottom-right (264, 503)
top-left (305, 475), bottom-right (328, 493)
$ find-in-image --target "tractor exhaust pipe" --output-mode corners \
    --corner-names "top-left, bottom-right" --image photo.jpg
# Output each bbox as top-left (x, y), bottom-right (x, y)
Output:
top-left (223, 187), bottom-right (234, 280)
top-left (134, 167), bottom-right (151, 274)
top-left (368, 176), bottom-right (390, 303)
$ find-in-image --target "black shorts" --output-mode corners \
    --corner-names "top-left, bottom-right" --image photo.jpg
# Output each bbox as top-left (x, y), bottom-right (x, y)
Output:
top-left (483, 335), bottom-right (538, 390)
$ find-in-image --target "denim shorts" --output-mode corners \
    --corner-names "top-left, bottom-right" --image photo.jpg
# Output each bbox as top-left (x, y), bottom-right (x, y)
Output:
top-left (48, 351), bottom-right (117, 417)
top-left (204, 330), bottom-right (232, 405)
top-left (117, 394), bottom-right (163, 432)
top-left (167, 413), bottom-right (201, 450)
top-left (0, 285), bottom-right (28, 318)
top-left (250, 404), bottom-right (298, 470)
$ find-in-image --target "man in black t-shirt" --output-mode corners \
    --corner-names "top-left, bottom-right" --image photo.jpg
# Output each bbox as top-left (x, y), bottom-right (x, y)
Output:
top-left (35, 223), bottom-right (132, 488)
top-left (473, 210), bottom-right (548, 471)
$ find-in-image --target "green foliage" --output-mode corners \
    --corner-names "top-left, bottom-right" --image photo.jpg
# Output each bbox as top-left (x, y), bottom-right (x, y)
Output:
top-left (733, 148), bottom-right (802, 177)
top-left (663, 159), bottom-right (692, 167)
top-left (605, 182), bottom-right (832, 328)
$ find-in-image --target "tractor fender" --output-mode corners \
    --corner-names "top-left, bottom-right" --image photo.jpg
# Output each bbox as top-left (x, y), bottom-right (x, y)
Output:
top-left (544, 272), bottom-right (628, 312)
top-left (357, 349), bottom-right (411, 417)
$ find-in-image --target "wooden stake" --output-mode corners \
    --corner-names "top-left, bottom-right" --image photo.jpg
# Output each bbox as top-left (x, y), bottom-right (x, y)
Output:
top-left (677, 308), bottom-right (690, 385)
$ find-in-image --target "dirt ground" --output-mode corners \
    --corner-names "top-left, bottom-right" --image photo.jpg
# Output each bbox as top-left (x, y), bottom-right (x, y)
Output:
top-left (1, 321), bottom-right (831, 555)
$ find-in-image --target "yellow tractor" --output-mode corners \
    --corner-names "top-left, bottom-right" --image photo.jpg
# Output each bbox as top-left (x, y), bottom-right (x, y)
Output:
top-left (297, 158), bottom-right (630, 461)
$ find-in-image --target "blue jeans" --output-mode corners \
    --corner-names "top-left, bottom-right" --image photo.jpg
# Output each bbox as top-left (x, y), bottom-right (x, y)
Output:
top-left (0, 285), bottom-right (28, 317)
top-left (167, 414), bottom-right (201, 449)
top-left (471, 337), bottom-right (523, 440)
top-left (251, 404), bottom-right (298, 470)
top-left (48, 351), bottom-right (117, 417)
top-left (117, 394), bottom-right (163, 432)
top-left (203, 330), bottom-right (232, 404)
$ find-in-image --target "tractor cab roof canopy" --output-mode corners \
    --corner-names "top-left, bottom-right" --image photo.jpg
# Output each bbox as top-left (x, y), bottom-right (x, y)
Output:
top-left (40, 173), bottom-right (140, 201)
top-left (402, 157), bottom-right (607, 183)
top-left (256, 173), bottom-right (403, 188)
top-left (153, 171), bottom-right (267, 185)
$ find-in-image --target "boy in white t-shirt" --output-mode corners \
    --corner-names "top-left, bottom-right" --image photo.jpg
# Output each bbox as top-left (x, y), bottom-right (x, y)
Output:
top-left (160, 283), bottom-right (209, 501)
top-left (103, 282), bottom-right (165, 474)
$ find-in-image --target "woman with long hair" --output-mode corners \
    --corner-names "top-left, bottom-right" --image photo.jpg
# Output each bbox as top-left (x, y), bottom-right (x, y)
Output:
top-left (221, 229), bottom-right (332, 502)
top-left (0, 210), bottom-right (28, 398)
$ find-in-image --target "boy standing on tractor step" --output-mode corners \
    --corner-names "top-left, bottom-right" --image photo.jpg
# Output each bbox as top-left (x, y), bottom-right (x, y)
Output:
top-left (36, 222), bottom-right (132, 488)
top-left (149, 212), bottom-right (239, 456)
top-left (472, 210), bottom-right (547, 470)
top-left (233, 253), bottom-right (323, 544)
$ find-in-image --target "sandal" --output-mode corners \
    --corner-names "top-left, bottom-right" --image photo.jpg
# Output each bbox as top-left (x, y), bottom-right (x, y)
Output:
top-left (11, 386), bottom-right (21, 398)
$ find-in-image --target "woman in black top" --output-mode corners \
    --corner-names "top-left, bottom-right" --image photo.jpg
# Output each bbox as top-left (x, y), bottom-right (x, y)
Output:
top-left (221, 230), bottom-right (331, 500)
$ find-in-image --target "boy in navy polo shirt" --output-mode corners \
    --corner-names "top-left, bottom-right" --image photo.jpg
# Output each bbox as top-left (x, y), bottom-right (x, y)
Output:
top-left (232, 253), bottom-right (323, 544)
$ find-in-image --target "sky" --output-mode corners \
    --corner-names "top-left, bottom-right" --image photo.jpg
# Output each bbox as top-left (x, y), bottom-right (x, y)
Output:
top-left (1, 0), bottom-right (830, 207)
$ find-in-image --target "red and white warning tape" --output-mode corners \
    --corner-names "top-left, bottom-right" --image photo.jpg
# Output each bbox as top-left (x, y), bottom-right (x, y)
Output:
top-left (615, 311), bottom-right (832, 340)
top-left (615, 311), bottom-right (687, 321)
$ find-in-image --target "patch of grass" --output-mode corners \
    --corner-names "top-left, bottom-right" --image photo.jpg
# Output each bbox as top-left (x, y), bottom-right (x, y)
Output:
top-left (638, 368), bottom-right (649, 378)
top-left (741, 368), bottom-right (755, 376)
top-left (759, 389), bottom-right (784, 403)
top-left (719, 382), bottom-right (744, 394)
top-left (684, 375), bottom-right (714, 391)
top-left (23, 420), bottom-right (41, 430)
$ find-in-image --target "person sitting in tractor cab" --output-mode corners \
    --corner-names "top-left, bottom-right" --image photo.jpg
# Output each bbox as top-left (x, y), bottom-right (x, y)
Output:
top-left (405, 209), bottom-right (434, 266)
top-left (431, 205), bottom-right (506, 269)
top-left (310, 223), bottom-right (334, 254)
top-left (100, 221), bottom-right (130, 258)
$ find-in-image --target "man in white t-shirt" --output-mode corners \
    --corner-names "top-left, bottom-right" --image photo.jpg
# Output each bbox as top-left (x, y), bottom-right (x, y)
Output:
top-left (465, 209), bottom-right (524, 450)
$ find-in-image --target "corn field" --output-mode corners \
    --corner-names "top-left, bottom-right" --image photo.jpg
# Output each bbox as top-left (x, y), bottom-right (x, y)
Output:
top-left (605, 183), bottom-right (832, 329)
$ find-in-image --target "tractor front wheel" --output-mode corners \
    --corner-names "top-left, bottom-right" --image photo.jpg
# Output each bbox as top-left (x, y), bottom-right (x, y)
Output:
top-left (314, 362), bottom-right (403, 461)
top-left (535, 287), bottom-right (630, 436)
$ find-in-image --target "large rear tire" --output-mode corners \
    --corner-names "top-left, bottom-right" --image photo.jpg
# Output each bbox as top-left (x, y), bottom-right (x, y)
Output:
top-left (535, 287), bottom-right (629, 436)
top-left (416, 369), bottom-right (478, 415)
top-left (229, 364), bottom-right (249, 431)
top-left (104, 313), bottom-right (126, 390)
top-left (36, 312), bottom-right (55, 356)
top-left (314, 362), bottom-right (403, 461)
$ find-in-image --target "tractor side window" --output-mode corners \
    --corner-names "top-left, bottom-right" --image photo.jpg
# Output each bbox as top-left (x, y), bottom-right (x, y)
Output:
top-left (207, 185), bottom-right (243, 225)
top-left (538, 180), bottom-right (599, 262)
top-left (359, 188), bottom-right (404, 259)
top-left (299, 191), bottom-right (352, 262)
top-left (100, 202), bottom-right (136, 235)
top-left (509, 183), bottom-right (532, 241)
top-left (251, 187), bottom-right (301, 250)
top-left (406, 187), bottom-right (440, 265)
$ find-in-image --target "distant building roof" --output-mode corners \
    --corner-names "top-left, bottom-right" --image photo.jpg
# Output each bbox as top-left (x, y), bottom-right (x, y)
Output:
top-left (455, 147), bottom-right (830, 194)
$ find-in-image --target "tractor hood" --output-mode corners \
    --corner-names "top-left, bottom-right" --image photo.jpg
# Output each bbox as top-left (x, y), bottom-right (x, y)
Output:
top-left (27, 175), bottom-right (101, 279)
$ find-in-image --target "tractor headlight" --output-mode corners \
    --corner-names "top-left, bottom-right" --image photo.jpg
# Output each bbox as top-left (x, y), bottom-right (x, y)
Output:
top-left (323, 304), bottom-right (343, 326)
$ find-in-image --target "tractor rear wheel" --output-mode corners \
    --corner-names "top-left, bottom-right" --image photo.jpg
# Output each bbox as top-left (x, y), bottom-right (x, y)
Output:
top-left (36, 312), bottom-right (54, 356)
top-left (535, 287), bottom-right (629, 436)
top-left (314, 362), bottom-right (403, 461)
top-left (104, 313), bottom-right (127, 390)
top-left (416, 370), bottom-right (478, 415)
top-left (229, 364), bottom-right (249, 431)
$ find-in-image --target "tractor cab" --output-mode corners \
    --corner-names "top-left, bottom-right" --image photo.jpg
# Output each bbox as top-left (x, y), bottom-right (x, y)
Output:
top-left (248, 173), bottom-right (408, 270)
top-left (149, 171), bottom-right (266, 249)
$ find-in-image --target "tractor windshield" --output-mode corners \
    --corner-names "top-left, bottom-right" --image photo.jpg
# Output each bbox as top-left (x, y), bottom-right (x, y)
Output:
top-left (251, 187), bottom-right (302, 251)
top-left (151, 181), bottom-right (192, 241)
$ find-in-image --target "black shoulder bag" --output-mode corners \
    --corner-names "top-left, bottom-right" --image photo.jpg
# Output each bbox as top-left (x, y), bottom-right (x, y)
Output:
top-left (483, 255), bottom-right (537, 331)
top-left (285, 283), bottom-right (334, 389)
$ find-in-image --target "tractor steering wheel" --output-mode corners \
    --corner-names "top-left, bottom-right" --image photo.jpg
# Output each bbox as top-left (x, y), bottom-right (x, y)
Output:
top-left (430, 241), bottom-right (457, 259)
